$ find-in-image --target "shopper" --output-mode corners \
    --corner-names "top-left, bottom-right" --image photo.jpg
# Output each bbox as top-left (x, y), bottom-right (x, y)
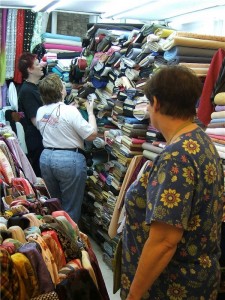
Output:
top-left (121, 66), bottom-right (224, 300)
top-left (36, 73), bottom-right (97, 223)
top-left (18, 52), bottom-right (44, 177)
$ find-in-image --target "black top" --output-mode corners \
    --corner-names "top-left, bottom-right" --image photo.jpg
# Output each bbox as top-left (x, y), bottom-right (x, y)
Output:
top-left (18, 81), bottom-right (43, 151)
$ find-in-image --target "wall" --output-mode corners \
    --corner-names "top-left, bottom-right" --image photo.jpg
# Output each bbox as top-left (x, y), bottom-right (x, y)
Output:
top-left (46, 12), bottom-right (89, 38)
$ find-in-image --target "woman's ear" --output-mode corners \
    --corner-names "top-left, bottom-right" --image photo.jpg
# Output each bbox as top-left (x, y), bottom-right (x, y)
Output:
top-left (153, 96), bottom-right (160, 112)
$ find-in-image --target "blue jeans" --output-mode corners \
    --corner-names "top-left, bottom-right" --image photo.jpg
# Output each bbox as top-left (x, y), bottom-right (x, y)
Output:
top-left (40, 149), bottom-right (87, 223)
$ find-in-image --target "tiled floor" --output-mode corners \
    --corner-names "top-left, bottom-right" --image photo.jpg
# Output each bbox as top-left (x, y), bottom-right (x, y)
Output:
top-left (90, 237), bottom-right (120, 300)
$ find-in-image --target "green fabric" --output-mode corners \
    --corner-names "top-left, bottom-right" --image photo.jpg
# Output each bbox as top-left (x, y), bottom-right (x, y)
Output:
top-left (0, 50), bottom-right (6, 85)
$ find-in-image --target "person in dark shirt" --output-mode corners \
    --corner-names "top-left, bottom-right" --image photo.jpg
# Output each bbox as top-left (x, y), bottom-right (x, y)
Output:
top-left (18, 52), bottom-right (44, 177)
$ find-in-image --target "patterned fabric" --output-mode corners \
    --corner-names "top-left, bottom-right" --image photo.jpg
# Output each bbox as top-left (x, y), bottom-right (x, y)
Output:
top-left (5, 9), bottom-right (17, 79)
top-left (26, 233), bottom-right (60, 285)
top-left (121, 127), bottom-right (224, 299)
top-left (30, 12), bottom-right (45, 52)
top-left (18, 242), bottom-right (55, 294)
top-left (30, 291), bottom-right (59, 300)
top-left (11, 252), bottom-right (39, 298)
top-left (41, 230), bottom-right (66, 270)
top-left (0, 140), bottom-right (17, 177)
top-left (40, 216), bottom-right (82, 262)
top-left (23, 10), bottom-right (36, 52)
top-left (0, 148), bottom-right (14, 184)
top-left (0, 247), bottom-right (20, 300)
top-left (14, 9), bottom-right (25, 83)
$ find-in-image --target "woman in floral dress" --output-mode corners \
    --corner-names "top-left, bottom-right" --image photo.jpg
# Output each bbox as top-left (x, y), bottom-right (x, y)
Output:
top-left (121, 66), bottom-right (224, 300)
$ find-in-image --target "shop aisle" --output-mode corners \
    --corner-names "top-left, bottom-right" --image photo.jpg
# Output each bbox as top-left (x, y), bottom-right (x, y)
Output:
top-left (90, 237), bottom-right (120, 300)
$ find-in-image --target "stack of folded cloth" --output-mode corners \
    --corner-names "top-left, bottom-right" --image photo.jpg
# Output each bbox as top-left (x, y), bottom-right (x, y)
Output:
top-left (205, 92), bottom-right (225, 165)
top-left (42, 32), bottom-right (83, 54)
top-left (163, 31), bottom-right (225, 66)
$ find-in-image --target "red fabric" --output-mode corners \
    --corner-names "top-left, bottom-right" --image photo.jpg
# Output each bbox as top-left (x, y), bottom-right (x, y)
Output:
top-left (14, 9), bottom-right (25, 84)
top-left (131, 138), bottom-right (146, 144)
top-left (197, 48), bottom-right (225, 126)
top-left (208, 134), bottom-right (225, 141)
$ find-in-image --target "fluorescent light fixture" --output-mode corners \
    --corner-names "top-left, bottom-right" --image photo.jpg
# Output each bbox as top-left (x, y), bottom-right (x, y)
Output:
top-left (32, 0), bottom-right (60, 12)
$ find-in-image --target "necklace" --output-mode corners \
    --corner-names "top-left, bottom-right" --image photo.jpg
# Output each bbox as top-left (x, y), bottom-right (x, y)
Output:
top-left (167, 121), bottom-right (193, 145)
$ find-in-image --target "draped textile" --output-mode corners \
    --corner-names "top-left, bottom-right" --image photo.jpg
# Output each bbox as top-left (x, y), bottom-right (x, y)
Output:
top-left (14, 9), bottom-right (25, 84)
top-left (5, 9), bottom-right (17, 79)
top-left (0, 9), bottom-right (7, 86)
top-left (0, 247), bottom-right (20, 300)
top-left (197, 48), bottom-right (225, 125)
top-left (23, 10), bottom-right (36, 52)
top-left (30, 13), bottom-right (45, 52)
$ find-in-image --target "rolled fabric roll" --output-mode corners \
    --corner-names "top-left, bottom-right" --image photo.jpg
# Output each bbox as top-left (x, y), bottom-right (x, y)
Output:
top-left (126, 48), bottom-right (142, 60)
top-left (214, 92), bottom-right (225, 105)
top-left (107, 51), bottom-right (121, 65)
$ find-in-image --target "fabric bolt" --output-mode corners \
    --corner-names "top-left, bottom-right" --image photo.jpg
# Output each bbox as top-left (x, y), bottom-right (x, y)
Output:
top-left (1, 241), bottom-right (16, 254)
top-left (42, 231), bottom-right (66, 271)
top-left (14, 9), bottom-right (25, 84)
top-left (7, 215), bottom-right (30, 229)
top-left (0, 9), bottom-right (7, 85)
top-left (18, 242), bottom-right (55, 295)
top-left (56, 268), bottom-right (102, 300)
top-left (23, 213), bottom-right (43, 227)
top-left (211, 111), bottom-right (225, 119)
top-left (9, 201), bottom-right (31, 214)
top-left (7, 225), bottom-right (27, 243)
top-left (24, 226), bottom-right (41, 236)
top-left (0, 139), bottom-right (17, 177)
top-left (11, 252), bottom-right (39, 299)
top-left (5, 9), bottom-right (17, 79)
top-left (11, 177), bottom-right (35, 196)
top-left (215, 105), bottom-right (225, 111)
top-left (31, 291), bottom-right (60, 300)
top-left (206, 128), bottom-right (225, 135)
top-left (58, 258), bottom-right (82, 281)
top-left (0, 247), bottom-right (20, 300)
top-left (42, 38), bottom-right (81, 47)
top-left (23, 10), bottom-right (36, 52)
top-left (164, 46), bottom-right (216, 61)
top-left (215, 92), bottom-right (225, 105)
top-left (6, 136), bottom-right (37, 184)
top-left (0, 148), bottom-right (14, 184)
top-left (53, 215), bottom-right (78, 241)
top-left (198, 48), bottom-right (225, 125)
top-left (26, 233), bottom-right (60, 285)
top-left (41, 230), bottom-right (66, 270)
top-left (40, 216), bottom-right (82, 262)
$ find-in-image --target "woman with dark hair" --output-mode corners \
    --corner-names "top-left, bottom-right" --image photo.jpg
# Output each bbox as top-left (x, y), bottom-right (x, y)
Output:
top-left (121, 66), bottom-right (224, 300)
top-left (36, 73), bottom-right (97, 223)
top-left (18, 52), bottom-right (44, 177)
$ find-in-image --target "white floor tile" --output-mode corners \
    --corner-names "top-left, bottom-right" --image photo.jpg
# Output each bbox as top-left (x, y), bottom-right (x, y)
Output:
top-left (89, 237), bottom-right (120, 300)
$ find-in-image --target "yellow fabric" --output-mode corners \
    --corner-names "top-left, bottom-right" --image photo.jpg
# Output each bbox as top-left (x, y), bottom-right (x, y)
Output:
top-left (0, 148), bottom-right (14, 184)
top-left (162, 35), bottom-right (225, 51)
top-left (154, 28), bottom-right (174, 38)
top-left (26, 233), bottom-right (60, 285)
top-left (81, 250), bottom-right (98, 288)
top-left (11, 253), bottom-right (39, 299)
top-left (214, 93), bottom-right (225, 105)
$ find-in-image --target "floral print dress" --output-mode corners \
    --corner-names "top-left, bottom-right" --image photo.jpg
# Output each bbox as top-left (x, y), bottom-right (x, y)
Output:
top-left (121, 127), bottom-right (224, 300)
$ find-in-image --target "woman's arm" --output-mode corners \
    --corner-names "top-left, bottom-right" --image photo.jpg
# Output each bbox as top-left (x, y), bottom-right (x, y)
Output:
top-left (127, 221), bottom-right (183, 300)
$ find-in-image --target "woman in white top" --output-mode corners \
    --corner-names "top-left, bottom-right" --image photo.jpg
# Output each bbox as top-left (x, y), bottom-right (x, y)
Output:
top-left (36, 73), bottom-right (97, 223)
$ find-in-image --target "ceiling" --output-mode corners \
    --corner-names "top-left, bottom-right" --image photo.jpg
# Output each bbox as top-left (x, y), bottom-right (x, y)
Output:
top-left (1, 0), bottom-right (225, 22)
